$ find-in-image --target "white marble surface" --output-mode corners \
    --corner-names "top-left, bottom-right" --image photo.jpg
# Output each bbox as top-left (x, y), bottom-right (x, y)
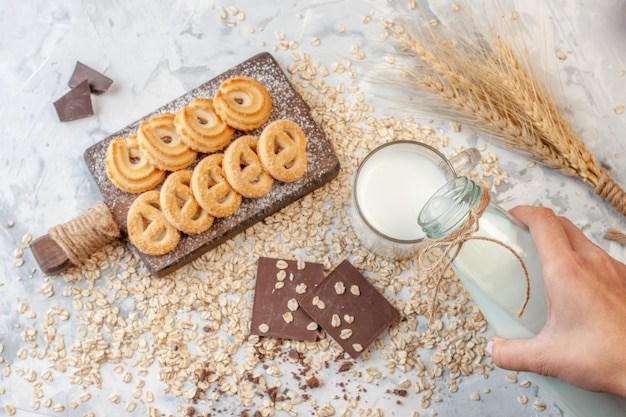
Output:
top-left (1, 1), bottom-right (625, 416)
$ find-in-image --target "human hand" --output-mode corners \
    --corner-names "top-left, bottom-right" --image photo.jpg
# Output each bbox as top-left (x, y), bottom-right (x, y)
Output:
top-left (487, 206), bottom-right (626, 397)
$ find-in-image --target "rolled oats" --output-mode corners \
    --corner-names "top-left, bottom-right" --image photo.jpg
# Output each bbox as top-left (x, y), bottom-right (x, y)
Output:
top-left (349, 285), bottom-right (360, 296)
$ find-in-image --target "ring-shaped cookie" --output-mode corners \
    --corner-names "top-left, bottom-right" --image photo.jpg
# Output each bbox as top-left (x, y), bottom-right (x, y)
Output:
top-left (127, 190), bottom-right (181, 256)
top-left (191, 154), bottom-right (242, 218)
top-left (160, 170), bottom-right (215, 235)
top-left (175, 98), bottom-right (235, 153)
top-left (137, 112), bottom-right (197, 171)
top-left (214, 76), bottom-right (272, 131)
top-left (222, 135), bottom-right (273, 198)
top-left (257, 119), bottom-right (308, 182)
top-left (105, 134), bottom-right (166, 193)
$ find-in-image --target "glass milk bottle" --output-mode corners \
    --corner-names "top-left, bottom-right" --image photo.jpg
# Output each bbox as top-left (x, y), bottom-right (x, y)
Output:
top-left (418, 176), bottom-right (626, 417)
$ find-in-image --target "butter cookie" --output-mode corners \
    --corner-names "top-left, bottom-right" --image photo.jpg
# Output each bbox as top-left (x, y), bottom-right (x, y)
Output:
top-left (160, 170), bottom-right (214, 235)
top-left (127, 190), bottom-right (180, 256)
top-left (191, 154), bottom-right (242, 218)
top-left (137, 112), bottom-right (197, 171)
top-left (175, 98), bottom-right (234, 153)
top-left (222, 135), bottom-right (273, 198)
top-left (105, 134), bottom-right (166, 193)
top-left (214, 76), bottom-right (272, 131)
top-left (258, 119), bottom-right (307, 182)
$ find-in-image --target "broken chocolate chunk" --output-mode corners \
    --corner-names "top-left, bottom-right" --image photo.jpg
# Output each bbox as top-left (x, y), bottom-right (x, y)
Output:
top-left (69, 61), bottom-right (113, 94)
top-left (306, 376), bottom-right (321, 388)
top-left (299, 259), bottom-right (401, 359)
top-left (250, 257), bottom-right (324, 342)
top-left (53, 79), bottom-right (94, 122)
top-left (338, 361), bottom-right (353, 372)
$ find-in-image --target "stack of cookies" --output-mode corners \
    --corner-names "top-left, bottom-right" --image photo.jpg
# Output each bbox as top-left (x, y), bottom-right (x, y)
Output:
top-left (104, 76), bottom-right (308, 256)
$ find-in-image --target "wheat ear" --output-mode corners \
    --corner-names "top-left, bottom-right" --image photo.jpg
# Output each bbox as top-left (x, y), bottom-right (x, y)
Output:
top-left (388, 19), bottom-right (626, 219)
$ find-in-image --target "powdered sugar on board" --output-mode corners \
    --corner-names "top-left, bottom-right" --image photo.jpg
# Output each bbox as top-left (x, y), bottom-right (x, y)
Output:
top-left (84, 52), bottom-right (340, 277)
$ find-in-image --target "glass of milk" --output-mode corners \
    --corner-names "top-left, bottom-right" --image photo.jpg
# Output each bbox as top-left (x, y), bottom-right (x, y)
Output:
top-left (351, 141), bottom-right (480, 259)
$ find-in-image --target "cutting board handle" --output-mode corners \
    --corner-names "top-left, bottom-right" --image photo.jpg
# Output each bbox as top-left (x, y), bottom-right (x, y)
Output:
top-left (31, 201), bottom-right (121, 275)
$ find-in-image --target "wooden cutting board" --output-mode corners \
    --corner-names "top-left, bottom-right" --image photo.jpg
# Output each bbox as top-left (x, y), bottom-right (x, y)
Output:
top-left (77, 52), bottom-right (340, 277)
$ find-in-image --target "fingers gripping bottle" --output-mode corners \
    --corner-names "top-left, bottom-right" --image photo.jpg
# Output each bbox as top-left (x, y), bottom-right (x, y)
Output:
top-left (418, 176), bottom-right (626, 417)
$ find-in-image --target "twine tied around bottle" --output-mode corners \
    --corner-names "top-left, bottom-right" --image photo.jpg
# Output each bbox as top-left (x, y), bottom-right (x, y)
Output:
top-left (48, 201), bottom-right (121, 267)
top-left (417, 185), bottom-right (531, 322)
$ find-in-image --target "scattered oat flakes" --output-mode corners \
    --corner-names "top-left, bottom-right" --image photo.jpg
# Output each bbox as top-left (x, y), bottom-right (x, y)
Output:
top-left (532, 400), bottom-right (547, 411)
top-left (339, 328), bottom-right (353, 339)
top-left (350, 285), bottom-right (360, 296)
top-left (287, 298), bottom-right (299, 311)
top-left (312, 295), bottom-right (326, 309)
top-left (614, 104), bottom-right (624, 115)
top-left (282, 312), bottom-right (294, 323)
top-left (4, 404), bottom-right (16, 416)
top-left (41, 282), bottom-right (54, 298)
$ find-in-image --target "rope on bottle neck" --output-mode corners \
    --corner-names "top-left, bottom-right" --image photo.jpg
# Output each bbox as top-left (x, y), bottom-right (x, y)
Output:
top-left (417, 186), bottom-right (531, 322)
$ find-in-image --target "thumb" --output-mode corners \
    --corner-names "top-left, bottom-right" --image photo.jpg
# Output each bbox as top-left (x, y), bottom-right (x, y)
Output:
top-left (488, 336), bottom-right (550, 375)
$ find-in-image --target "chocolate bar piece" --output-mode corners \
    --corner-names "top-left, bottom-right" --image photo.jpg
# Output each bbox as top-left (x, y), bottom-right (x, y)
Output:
top-left (69, 61), bottom-right (113, 94)
top-left (251, 257), bottom-right (324, 341)
top-left (53, 79), bottom-right (94, 122)
top-left (299, 259), bottom-right (401, 359)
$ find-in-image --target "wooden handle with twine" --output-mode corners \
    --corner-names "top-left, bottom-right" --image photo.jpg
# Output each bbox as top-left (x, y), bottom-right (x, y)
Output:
top-left (595, 168), bottom-right (626, 243)
top-left (417, 186), bottom-right (531, 322)
top-left (47, 201), bottom-right (120, 267)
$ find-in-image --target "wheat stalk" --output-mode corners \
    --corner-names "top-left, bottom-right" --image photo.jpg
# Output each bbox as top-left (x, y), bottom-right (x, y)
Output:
top-left (489, 39), bottom-right (601, 185)
top-left (387, 13), bottom-right (626, 223)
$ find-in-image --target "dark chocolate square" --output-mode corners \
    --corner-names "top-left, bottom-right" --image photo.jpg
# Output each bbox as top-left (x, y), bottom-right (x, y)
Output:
top-left (69, 61), bottom-right (113, 94)
top-left (251, 257), bottom-right (324, 341)
top-left (299, 259), bottom-right (401, 358)
top-left (53, 79), bottom-right (94, 122)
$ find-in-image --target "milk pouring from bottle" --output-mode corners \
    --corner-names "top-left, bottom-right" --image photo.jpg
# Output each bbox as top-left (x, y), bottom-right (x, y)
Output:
top-left (418, 176), bottom-right (626, 417)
